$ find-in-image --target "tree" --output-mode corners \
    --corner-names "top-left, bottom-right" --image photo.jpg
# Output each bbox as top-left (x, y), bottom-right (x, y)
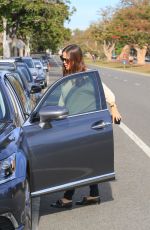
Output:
top-left (88, 0), bottom-right (150, 64)
top-left (0, 0), bottom-right (74, 55)
top-left (90, 7), bottom-right (117, 61)
top-left (107, 0), bottom-right (150, 64)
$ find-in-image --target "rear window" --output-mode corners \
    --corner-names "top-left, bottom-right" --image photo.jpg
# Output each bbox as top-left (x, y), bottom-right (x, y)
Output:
top-left (20, 67), bottom-right (32, 82)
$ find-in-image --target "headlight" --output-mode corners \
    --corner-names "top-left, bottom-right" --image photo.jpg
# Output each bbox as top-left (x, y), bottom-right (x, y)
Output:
top-left (0, 153), bottom-right (16, 184)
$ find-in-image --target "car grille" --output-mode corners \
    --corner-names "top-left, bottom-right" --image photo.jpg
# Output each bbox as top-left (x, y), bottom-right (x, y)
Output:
top-left (0, 216), bottom-right (14, 230)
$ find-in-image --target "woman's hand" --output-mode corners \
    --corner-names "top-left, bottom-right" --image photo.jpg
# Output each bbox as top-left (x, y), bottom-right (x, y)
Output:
top-left (110, 104), bottom-right (122, 124)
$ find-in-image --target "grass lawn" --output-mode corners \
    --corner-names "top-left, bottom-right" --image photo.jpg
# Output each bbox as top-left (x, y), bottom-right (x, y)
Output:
top-left (85, 58), bottom-right (150, 76)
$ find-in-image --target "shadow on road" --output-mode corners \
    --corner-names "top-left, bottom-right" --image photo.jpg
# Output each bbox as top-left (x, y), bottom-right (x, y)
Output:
top-left (39, 181), bottom-right (114, 217)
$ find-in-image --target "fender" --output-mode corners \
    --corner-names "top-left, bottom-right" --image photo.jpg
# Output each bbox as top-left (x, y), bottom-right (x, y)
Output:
top-left (15, 150), bottom-right (27, 179)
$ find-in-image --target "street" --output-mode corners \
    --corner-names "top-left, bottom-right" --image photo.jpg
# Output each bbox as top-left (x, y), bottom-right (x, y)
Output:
top-left (32, 56), bottom-right (150, 230)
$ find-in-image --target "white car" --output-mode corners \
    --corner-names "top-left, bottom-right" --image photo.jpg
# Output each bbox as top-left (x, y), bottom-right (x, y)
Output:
top-left (33, 58), bottom-right (47, 88)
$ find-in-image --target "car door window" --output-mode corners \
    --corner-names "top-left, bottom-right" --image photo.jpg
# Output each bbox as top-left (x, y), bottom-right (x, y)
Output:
top-left (6, 75), bottom-right (31, 114)
top-left (41, 71), bottom-right (101, 116)
top-left (20, 67), bottom-right (31, 82)
top-left (5, 80), bottom-right (25, 126)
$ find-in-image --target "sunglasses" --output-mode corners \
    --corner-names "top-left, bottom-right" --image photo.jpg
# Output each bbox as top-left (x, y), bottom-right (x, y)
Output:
top-left (60, 55), bottom-right (70, 63)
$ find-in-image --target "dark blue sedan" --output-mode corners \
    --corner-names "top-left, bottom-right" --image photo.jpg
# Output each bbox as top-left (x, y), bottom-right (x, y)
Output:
top-left (0, 70), bottom-right (115, 229)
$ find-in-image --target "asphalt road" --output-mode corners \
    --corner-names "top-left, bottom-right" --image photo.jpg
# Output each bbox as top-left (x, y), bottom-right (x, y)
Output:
top-left (32, 56), bottom-right (150, 230)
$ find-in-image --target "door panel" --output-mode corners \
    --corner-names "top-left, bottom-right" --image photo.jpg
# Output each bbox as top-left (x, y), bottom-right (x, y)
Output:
top-left (23, 70), bottom-right (114, 194)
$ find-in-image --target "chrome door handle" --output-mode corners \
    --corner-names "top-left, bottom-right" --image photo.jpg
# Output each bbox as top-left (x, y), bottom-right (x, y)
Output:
top-left (92, 121), bottom-right (111, 130)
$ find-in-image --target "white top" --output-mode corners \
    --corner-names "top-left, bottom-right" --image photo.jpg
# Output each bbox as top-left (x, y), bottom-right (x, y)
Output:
top-left (59, 78), bottom-right (115, 107)
top-left (102, 82), bottom-right (115, 106)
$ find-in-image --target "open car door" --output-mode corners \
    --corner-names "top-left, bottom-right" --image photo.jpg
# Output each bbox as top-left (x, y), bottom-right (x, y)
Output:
top-left (22, 70), bottom-right (115, 197)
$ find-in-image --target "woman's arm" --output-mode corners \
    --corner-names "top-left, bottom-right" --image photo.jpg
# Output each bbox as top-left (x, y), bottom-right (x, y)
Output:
top-left (102, 82), bottom-right (121, 123)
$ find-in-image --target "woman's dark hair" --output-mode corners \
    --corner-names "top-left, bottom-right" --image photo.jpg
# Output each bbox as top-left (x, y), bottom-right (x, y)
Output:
top-left (62, 44), bottom-right (86, 76)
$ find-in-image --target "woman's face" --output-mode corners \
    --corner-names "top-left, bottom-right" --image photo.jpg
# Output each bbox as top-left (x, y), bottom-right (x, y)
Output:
top-left (62, 51), bottom-right (72, 71)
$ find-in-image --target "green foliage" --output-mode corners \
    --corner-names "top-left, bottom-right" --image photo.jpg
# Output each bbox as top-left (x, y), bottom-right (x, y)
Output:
top-left (110, 3), bottom-right (150, 47)
top-left (0, 0), bottom-right (74, 52)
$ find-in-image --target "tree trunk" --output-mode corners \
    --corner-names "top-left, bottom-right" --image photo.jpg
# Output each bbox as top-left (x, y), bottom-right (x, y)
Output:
top-left (103, 40), bottom-right (115, 61)
top-left (19, 47), bottom-right (24, 57)
top-left (2, 17), bottom-right (11, 58)
top-left (14, 47), bottom-right (18, 56)
top-left (134, 45), bottom-right (147, 65)
top-left (24, 36), bottom-right (30, 56)
top-left (117, 45), bottom-right (130, 61)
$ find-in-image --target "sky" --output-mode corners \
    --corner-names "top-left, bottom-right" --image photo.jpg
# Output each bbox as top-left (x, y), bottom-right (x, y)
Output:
top-left (65, 0), bottom-right (120, 30)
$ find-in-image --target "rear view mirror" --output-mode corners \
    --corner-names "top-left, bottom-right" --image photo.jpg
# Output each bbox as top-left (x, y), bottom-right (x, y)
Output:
top-left (30, 85), bottom-right (42, 94)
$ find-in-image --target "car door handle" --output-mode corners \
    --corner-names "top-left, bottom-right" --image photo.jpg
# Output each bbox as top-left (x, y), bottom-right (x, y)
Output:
top-left (92, 121), bottom-right (112, 130)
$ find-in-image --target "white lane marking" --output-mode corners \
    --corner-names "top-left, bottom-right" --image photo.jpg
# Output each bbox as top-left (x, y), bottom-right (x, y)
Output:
top-left (120, 122), bottom-right (150, 158)
top-left (123, 79), bottom-right (128, 82)
top-left (32, 197), bottom-right (40, 230)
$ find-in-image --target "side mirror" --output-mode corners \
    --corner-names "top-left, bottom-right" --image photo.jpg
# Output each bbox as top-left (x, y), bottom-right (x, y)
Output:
top-left (30, 85), bottom-right (42, 94)
top-left (39, 106), bottom-right (68, 128)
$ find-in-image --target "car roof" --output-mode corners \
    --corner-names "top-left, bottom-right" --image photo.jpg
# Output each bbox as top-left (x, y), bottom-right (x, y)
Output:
top-left (0, 70), bottom-right (17, 83)
top-left (0, 59), bottom-right (16, 71)
top-left (0, 70), bottom-right (12, 77)
top-left (0, 59), bottom-right (15, 63)
top-left (21, 56), bottom-right (33, 60)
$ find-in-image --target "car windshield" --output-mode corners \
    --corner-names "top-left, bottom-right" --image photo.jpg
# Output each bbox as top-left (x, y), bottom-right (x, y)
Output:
top-left (0, 87), bottom-right (10, 121)
top-left (23, 59), bottom-right (34, 68)
top-left (19, 67), bottom-right (32, 82)
top-left (34, 61), bottom-right (40, 66)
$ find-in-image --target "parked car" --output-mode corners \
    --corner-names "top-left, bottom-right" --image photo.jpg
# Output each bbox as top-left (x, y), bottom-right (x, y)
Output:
top-left (0, 71), bottom-right (34, 229)
top-left (16, 62), bottom-right (42, 104)
top-left (145, 56), bottom-right (150, 62)
top-left (32, 58), bottom-right (47, 87)
top-left (0, 70), bottom-right (115, 229)
top-left (0, 59), bottom-right (42, 107)
top-left (20, 57), bottom-right (47, 89)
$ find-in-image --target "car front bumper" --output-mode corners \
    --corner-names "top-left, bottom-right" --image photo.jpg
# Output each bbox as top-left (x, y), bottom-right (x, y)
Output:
top-left (0, 177), bottom-right (26, 229)
top-left (34, 77), bottom-right (46, 87)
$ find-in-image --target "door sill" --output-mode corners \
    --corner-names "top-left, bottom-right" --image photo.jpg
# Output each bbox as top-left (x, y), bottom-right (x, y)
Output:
top-left (31, 172), bottom-right (115, 197)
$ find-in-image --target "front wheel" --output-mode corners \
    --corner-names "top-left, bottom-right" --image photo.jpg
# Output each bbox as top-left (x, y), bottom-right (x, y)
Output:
top-left (24, 178), bottom-right (32, 230)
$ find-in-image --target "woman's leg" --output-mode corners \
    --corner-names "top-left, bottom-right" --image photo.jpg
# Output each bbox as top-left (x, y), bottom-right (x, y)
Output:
top-left (51, 189), bottom-right (75, 208)
top-left (64, 189), bottom-right (75, 200)
top-left (89, 184), bottom-right (99, 197)
top-left (76, 184), bottom-right (100, 205)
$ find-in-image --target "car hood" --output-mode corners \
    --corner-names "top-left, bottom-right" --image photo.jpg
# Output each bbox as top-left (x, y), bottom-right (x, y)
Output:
top-left (29, 68), bottom-right (38, 75)
top-left (0, 121), bottom-right (21, 160)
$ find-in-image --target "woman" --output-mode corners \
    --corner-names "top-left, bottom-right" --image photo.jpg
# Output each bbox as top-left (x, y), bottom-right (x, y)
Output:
top-left (51, 44), bottom-right (121, 208)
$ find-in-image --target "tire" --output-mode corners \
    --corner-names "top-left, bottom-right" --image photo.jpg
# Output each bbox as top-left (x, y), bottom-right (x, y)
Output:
top-left (24, 178), bottom-right (32, 230)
